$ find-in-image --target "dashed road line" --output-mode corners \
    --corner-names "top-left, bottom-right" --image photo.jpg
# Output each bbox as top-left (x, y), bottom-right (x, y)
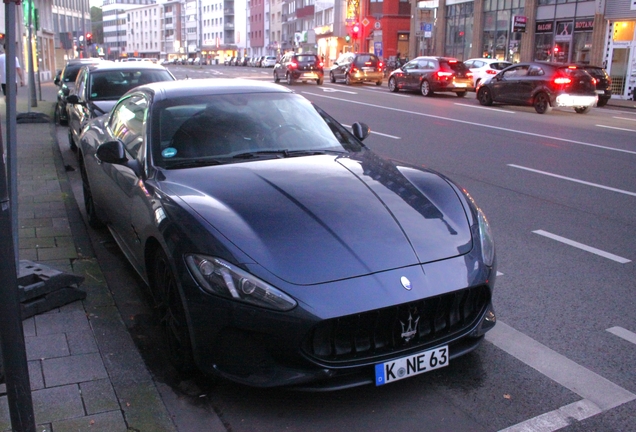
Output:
top-left (596, 124), bottom-right (636, 132)
top-left (532, 230), bottom-right (631, 263)
top-left (606, 326), bottom-right (636, 345)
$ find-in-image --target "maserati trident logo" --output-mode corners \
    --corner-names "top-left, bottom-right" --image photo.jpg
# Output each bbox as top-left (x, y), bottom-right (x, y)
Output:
top-left (400, 310), bottom-right (420, 342)
top-left (400, 276), bottom-right (412, 290)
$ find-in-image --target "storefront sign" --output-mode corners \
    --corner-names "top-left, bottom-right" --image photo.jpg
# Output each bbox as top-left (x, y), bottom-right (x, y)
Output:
top-left (536, 21), bottom-right (553, 33)
top-left (512, 16), bottom-right (527, 33)
top-left (631, 0), bottom-right (636, 10)
top-left (575, 18), bottom-right (594, 31)
top-left (314, 25), bottom-right (333, 36)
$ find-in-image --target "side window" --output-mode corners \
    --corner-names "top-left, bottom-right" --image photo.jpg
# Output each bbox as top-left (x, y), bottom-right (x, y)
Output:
top-left (109, 94), bottom-right (148, 158)
top-left (75, 69), bottom-right (87, 99)
top-left (464, 60), bottom-right (474, 68)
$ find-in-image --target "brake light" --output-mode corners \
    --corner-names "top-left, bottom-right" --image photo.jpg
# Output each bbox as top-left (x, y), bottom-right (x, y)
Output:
top-left (350, 64), bottom-right (358, 73)
top-left (567, 65), bottom-right (577, 70)
top-left (289, 61), bottom-right (298, 69)
top-left (592, 77), bottom-right (597, 85)
top-left (486, 69), bottom-right (498, 75)
top-left (435, 71), bottom-right (453, 79)
top-left (553, 76), bottom-right (571, 85)
top-left (379, 61), bottom-right (384, 69)
top-left (448, 59), bottom-right (458, 64)
top-left (319, 61), bottom-right (324, 68)
top-left (466, 71), bottom-right (473, 78)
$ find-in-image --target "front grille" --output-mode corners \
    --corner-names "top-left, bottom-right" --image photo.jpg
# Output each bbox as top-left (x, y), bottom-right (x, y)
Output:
top-left (304, 285), bottom-right (490, 364)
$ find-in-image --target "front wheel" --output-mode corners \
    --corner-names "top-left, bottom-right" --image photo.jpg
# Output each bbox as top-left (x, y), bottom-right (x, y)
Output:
top-left (68, 128), bottom-right (78, 152)
top-left (533, 92), bottom-right (552, 114)
top-left (477, 87), bottom-right (493, 106)
top-left (420, 80), bottom-right (433, 97)
top-left (316, 77), bottom-right (324, 85)
top-left (330, 71), bottom-right (336, 83)
top-left (388, 77), bottom-right (399, 92)
top-left (345, 74), bottom-right (352, 86)
top-left (574, 106), bottom-right (592, 114)
top-left (56, 103), bottom-right (68, 126)
top-left (151, 249), bottom-right (196, 374)
top-left (286, 73), bottom-right (293, 85)
top-left (80, 161), bottom-right (104, 229)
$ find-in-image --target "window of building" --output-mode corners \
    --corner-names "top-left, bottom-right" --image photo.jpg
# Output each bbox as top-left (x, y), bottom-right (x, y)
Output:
top-left (445, 2), bottom-right (473, 60)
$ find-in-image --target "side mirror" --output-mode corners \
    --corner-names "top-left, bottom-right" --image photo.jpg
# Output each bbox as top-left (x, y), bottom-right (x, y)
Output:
top-left (96, 140), bottom-right (143, 177)
top-left (351, 122), bottom-right (371, 141)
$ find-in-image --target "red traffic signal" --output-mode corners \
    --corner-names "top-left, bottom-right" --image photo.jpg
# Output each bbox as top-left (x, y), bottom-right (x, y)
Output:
top-left (351, 23), bottom-right (360, 38)
top-left (86, 33), bottom-right (93, 44)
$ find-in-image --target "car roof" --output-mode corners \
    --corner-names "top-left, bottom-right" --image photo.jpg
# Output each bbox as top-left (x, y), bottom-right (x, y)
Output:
top-left (85, 61), bottom-right (170, 72)
top-left (134, 78), bottom-right (293, 102)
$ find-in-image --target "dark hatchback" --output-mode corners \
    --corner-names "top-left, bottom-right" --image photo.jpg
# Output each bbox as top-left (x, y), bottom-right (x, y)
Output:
top-left (576, 65), bottom-right (611, 107)
top-left (477, 62), bottom-right (598, 114)
top-left (329, 52), bottom-right (384, 86)
top-left (388, 56), bottom-right (474, 97)
top-left (77, 79), bottom-right (497, 390)
top-left (54, 58), bottom-right (105, 125)
top-left (274, 53), bottom-right (324, 85)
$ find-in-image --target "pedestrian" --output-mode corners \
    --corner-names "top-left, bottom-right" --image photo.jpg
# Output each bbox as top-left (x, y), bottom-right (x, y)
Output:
top-left (0, 44), bottom-right (25, 97)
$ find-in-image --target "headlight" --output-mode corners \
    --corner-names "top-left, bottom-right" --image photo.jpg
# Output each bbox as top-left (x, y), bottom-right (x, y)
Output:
top-left (477, 208), bottom-right (495, 267)
top-left (185, 254), bottom-right (297, 311)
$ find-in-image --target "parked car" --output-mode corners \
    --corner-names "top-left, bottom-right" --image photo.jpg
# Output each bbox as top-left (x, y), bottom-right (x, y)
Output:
top-left (54, 58), bottom-right (105, 125)
top-left (463, 58), bottom-right (512, 88)
top-left (329, 52), bottom-right (384, 86)
top-left (576, 64), bottom-right (612, 107)
top-left (274, 52), bottom-right (324, 85)
top-left (76, 78), bottom-right (496, 390)
top-left (66, 62), bottom-right (176, 151)
top-left (476, 62), bottom-right (598, 114)
top-left (388, 56), bottom-right (474, 97)
top-left (261, 56), bottom-right (277, 68)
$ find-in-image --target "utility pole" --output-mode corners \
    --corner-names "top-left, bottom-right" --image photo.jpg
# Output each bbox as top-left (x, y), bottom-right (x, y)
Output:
top-left (1, 1), bottom-right (37, 430)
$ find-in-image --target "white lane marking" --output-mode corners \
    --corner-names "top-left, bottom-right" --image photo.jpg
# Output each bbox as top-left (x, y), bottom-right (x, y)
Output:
top-left (319, 87), bottom-right (358, 94)
top-left (596, 124), bottom-right (636, 132)
top-left (499, 399), bottom-right (602, 432)
top-left (455, 103), bottom-right (516, 114)
top-left (303, 92), bottom-right (636, 156)
top-left (487, 321), bottom-right (636, 410)
top-left (606, 326), bottom-right (636, 345)
top-left (532, 230), bottom-right (631, 264)
top-left (342, 124), bottom-right (400, 140)
top-left (612, 116), bottom-right (636, 122)
top-left (497, 271), bottom-right (504, 276)
top-left (508, 164), bottom-right (636, 198)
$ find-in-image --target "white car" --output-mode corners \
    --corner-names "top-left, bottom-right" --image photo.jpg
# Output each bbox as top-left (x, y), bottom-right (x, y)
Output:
top-left (261, 56), bottom-right (277, 67)
top-left (464, 58), bottom-right (512, 87)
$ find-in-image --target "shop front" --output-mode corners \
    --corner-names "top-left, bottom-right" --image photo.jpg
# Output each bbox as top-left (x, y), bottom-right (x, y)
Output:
top-left (604, 0), bottom-right (636, 100)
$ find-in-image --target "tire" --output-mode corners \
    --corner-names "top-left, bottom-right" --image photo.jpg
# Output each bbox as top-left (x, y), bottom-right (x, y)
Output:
top-left (456, 91), bottom-right (467, 98)
top-left (56, 103), bottom-right (68, 126)
top-left (286, 72), bottom-right (293, 85)
top-left (151, 248), bottom-right (196, 374)
top-left (274, 71), bottom-right (280, 83)
top-left (317, 77), bottom-right (324, 85)
top-left (388, 77), bottom-right (399, 92)
top-left (533, 92), bottom-right (552, 114)
top-left (420, 80), bottom-right (433, 97)
top-left (79, 161), bottom-right (104, 229)
top-left (596, 98), bottom-right (608, 108)
top-left (477, 87), bottom-right (493, 106)
top-left (68, 128), bottom-right (78, 152)
top-left (375, 80), bottom-right (382, 86)
top-left (330, 71), bottom-right (336, 83)
top-left (574, 106), bottom-right (592, 114)
top-left (345, 74), bottom-right (352, 86)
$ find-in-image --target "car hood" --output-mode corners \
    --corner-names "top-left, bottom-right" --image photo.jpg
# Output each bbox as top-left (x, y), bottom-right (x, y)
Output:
top-left (161, 152), bottom-right (472, 285)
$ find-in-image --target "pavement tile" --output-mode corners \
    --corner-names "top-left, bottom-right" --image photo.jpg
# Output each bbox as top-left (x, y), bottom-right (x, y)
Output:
top-left (117, 380), bottom-right (176, 432)
top-left (25, 332), bottom-right (70, 360)
top-left (66, 330), bottom-right (99, 355)
top-left (36, 245), bottom-right (78, 261)
top-left (31, 384), bottom-right (84, 424)
top-left (42, 352), bottom-right (108, 388)
top-left (80, 379), bottom-right (120, 415)
top-left (52, 410), bottom-right (127, 432)
top-left (19, 237), bottom-right (57, 249)
top-left (34, 310), bottom-right (90, 336)
top-left (29, 359), bottom-right (44, 391)
top-left (22, 317), bottom-right (36, 337)
top-left (35, 226), bottom-right (73, 238)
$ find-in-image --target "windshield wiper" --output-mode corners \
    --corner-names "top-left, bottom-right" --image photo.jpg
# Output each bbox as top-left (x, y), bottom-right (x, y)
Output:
top-left (233, 149), bottom-right (346, 160)
top-left (166, 159), bottom-right (223, 169)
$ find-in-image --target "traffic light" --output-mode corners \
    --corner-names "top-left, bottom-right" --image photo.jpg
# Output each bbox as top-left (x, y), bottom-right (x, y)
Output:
top-left (86, 33), bottom-right (92, 45)
top-left (345, 34), bottom-right (351, 43)
top-left (351, 23), bottom-right (360, 39)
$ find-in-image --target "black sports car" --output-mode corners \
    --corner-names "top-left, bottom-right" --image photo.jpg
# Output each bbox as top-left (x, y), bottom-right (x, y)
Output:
top-left (78, 78), bottom-right (497, 390)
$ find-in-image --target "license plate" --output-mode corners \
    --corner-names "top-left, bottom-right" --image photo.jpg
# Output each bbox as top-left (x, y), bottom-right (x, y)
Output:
top-left (301, 72), bottom-right (317, 78)
top-left (454, 83), bottom-right (467, 87)
top-left (375, 345), bottom-right (448, 386)
top-left (596, 90), bottom-right (605, 94)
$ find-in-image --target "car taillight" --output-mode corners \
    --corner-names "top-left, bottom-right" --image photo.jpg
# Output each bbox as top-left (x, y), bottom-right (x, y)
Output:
top-left (350, 65), bottom-right (358, 73)
top-left (319, 61), bottom-right (324, 68)
top-left (592, 77), bottom-right (597, 85)
top-left (289, 61), bottom-right (298, 69)
top-left (379, 61), bottom-right (384, 69)
top-left (553, 76), bottom-right (571, 85)
top-left (435, 71), bottom-right (453, 79)
top-left (486, 69), bottom-right (498, 75)
top-left (466, 71), bottom-right (473, 78)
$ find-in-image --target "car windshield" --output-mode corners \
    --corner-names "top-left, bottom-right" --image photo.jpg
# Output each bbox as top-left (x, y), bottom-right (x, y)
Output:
top-left (63, 64), bottom-right (87, 82)
top-left (154, 92), bottom-right (362, 168)
top-left (89, 69), bottom-right (174, 101)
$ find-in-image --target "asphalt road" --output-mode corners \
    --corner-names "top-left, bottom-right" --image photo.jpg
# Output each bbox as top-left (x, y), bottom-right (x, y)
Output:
top-left (58, 64), bottom-right (636, 432)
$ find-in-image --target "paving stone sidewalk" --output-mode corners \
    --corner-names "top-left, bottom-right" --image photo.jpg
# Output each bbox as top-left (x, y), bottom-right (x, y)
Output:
top-left (0, 82), bottom-right (176, 431)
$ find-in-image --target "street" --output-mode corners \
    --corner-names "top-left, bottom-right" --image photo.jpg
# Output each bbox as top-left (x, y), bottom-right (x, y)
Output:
top-left (57, 63), bottom-right (636, 432)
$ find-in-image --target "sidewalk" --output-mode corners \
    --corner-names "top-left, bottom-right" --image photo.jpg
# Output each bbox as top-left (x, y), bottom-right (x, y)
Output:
top-left (0, 82), bottom-right (178, 431)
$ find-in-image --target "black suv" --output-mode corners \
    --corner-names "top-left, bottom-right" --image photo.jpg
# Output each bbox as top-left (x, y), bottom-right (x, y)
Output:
top-left (273, 53), bottom-right (324, 85)
top-left (329, 52), bottom-right (384, 86)
top-left (576, 65), bottom-right (611, 107)
top-left (54, 58), bottom-right (104, 125)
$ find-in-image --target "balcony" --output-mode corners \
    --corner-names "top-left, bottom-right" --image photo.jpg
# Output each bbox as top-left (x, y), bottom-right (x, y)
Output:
top-left (224, 8), bottom-right (234, 15)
